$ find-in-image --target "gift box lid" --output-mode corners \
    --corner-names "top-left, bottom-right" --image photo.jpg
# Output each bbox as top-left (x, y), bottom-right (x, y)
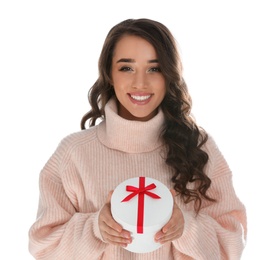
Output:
top-left (111, 177), bottom-right (173, 233)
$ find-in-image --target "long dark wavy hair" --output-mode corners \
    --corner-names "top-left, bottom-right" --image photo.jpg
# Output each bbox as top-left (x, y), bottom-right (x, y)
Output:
top-left (81, 18), bottom-right (216, 212)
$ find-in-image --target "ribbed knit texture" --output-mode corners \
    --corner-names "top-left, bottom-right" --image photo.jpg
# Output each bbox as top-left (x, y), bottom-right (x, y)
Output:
top-left (29, 98), bottom-right (247, 260)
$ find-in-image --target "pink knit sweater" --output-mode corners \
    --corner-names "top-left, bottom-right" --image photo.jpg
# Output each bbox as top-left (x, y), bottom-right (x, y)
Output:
top-left (29, 98), bottom-right (247, 259)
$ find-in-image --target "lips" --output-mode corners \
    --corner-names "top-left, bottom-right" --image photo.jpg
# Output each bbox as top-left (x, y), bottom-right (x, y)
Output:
top-left (128, 93), bottom-right (153, 104)
top-left (130, 94), bottom-right (152, 101)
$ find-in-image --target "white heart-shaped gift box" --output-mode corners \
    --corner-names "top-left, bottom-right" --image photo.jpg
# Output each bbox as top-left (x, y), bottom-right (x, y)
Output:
top-left (111, 177), bottom-right (173, 253)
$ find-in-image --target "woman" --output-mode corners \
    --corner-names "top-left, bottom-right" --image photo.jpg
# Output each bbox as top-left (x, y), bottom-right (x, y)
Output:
top-left (29, 18), bottom-right (247, 259)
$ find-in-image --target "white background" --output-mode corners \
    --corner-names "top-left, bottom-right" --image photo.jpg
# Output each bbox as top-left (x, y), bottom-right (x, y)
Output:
top-left (1, 0), bottom-right (273, 259)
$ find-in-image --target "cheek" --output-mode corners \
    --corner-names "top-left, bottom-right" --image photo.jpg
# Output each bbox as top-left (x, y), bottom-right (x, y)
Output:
top-left (155, 75), bottom-right (166, 86)
top-left (157, 79), bottom-right (166, 94)
top-left (112, 73), bottom-right (127, 88)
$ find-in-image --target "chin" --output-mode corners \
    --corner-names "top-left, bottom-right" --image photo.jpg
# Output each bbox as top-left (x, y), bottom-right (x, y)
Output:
top-left (131, 111), bottom-right (156, 121)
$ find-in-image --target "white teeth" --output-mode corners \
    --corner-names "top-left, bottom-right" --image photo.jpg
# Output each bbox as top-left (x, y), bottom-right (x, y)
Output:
top-left (130, 95), bottom-right (151, 101)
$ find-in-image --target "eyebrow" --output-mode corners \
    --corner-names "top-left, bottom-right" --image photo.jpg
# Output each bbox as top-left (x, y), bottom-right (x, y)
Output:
top-left (116, 58), bottom-right (159, 63)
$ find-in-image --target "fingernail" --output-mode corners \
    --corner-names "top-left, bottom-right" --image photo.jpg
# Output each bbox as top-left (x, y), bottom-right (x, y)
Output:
top-left (155, 236), bottom-right (161, 242)
top-left (123, 233), bottom-right (130, 238)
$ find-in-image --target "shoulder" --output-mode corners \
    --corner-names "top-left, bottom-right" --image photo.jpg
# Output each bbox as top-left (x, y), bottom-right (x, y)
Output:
top-left (58, 126), bottom-right (98, 154)
top-left (201, 130), bottom-right (232, 178)
top-left (45, 126), bottom-right (99, 173)
top-left (39, 126), bottom-right (99, 182)
top-left (200, 130), bottom-right (223, 164)
top-left (198, 128), bottom-right (219, 155)
top-left (204, 132), bottom-right (225, 160)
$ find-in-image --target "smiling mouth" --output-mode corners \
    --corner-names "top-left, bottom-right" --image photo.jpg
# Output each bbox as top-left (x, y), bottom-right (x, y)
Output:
top-left (130, 94), bottom-right (152, 101)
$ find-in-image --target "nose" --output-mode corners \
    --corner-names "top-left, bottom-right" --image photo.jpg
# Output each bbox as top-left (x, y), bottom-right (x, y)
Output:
top-left (132, 71), bottom-right (148, 89)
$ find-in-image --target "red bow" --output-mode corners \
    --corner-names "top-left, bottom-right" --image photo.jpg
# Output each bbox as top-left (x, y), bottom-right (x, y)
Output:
top-left (121, 177), bottom-right (161, 233)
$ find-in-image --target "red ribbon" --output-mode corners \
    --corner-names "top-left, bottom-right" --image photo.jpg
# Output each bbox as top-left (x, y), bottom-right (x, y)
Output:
top-left (121, 177), bottom-right (161, 234)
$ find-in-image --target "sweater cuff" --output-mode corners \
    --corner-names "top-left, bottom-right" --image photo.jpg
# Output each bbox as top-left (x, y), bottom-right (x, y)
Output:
top-left (93, 207), bottom-right (107, 243)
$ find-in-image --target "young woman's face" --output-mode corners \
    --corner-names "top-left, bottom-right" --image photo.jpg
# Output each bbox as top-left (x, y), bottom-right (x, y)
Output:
top-left (111, 35), bottom-right (166, 121)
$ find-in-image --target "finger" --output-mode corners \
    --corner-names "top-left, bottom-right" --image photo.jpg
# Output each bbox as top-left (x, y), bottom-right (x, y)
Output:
top-left (100, 217), bottom-right (132, 247)
top-left (105, 190), bottom-right (124, 233)
top-left (101, 212), bottom-right (123, 233)
top-left (154, 230), bottom-right (165, 242)
top-left (161, 209), bottom-right (180, 233)
top-left (102, 221), bottom-right (131, 239)
top-left (157, 230), bottom-right (181, 244)
top-left (156, 210), bottom-right (184, 241)
top-left (102, 221), bottom-right (122, 236)
top-left (103, 230), bottom-right (132, 246)
top-left (163, 189), bottom-right (178, 233)
top-left (155, 222), bottom-right (183, 243)
top-left (100, 203), bottom-right (123, 233)
top-left (107, 190), bottom-right (114, 203)
top-left (100, 206), bottom-right (131, 239)
top-left (170, 188), bottom-right (177, 197)
top-left (163, 202), bottom-right (183, 234)
top-left (161, 218), bottom-right (177, 234)
top-left (100, 190), bottom-right (132, 246)
top-left (155, 222), bottom-right (178, 241)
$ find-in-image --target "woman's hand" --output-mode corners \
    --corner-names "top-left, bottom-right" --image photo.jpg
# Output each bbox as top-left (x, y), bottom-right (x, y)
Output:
top-left (154, 189), bottom-right (184, 244)
top-left (98, 191), bottom-right (132, 247)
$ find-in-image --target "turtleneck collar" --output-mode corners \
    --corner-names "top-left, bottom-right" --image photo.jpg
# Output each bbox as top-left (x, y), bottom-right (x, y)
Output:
top-left (97, 97), bottom-right (165, 153)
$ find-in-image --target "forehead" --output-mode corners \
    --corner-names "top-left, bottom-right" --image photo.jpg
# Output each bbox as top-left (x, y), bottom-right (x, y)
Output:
top-left (113, 35), bottom-right (157, 60)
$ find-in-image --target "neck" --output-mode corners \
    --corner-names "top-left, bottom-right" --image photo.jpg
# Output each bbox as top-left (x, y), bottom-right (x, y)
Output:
top-left (97, 97), bottom-right (165, 153)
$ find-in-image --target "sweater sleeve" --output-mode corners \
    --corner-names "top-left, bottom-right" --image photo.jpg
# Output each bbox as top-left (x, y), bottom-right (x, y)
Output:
top-left (172, 136), bottom-right (247, 260)
top-left (28, 137), bottom-right (107, 259)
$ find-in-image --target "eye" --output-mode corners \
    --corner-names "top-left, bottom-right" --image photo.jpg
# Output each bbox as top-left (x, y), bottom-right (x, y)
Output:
top-left (149, 67), bottom-right (161, 72)
top-left (119, 66), bottom-right (133, 72)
